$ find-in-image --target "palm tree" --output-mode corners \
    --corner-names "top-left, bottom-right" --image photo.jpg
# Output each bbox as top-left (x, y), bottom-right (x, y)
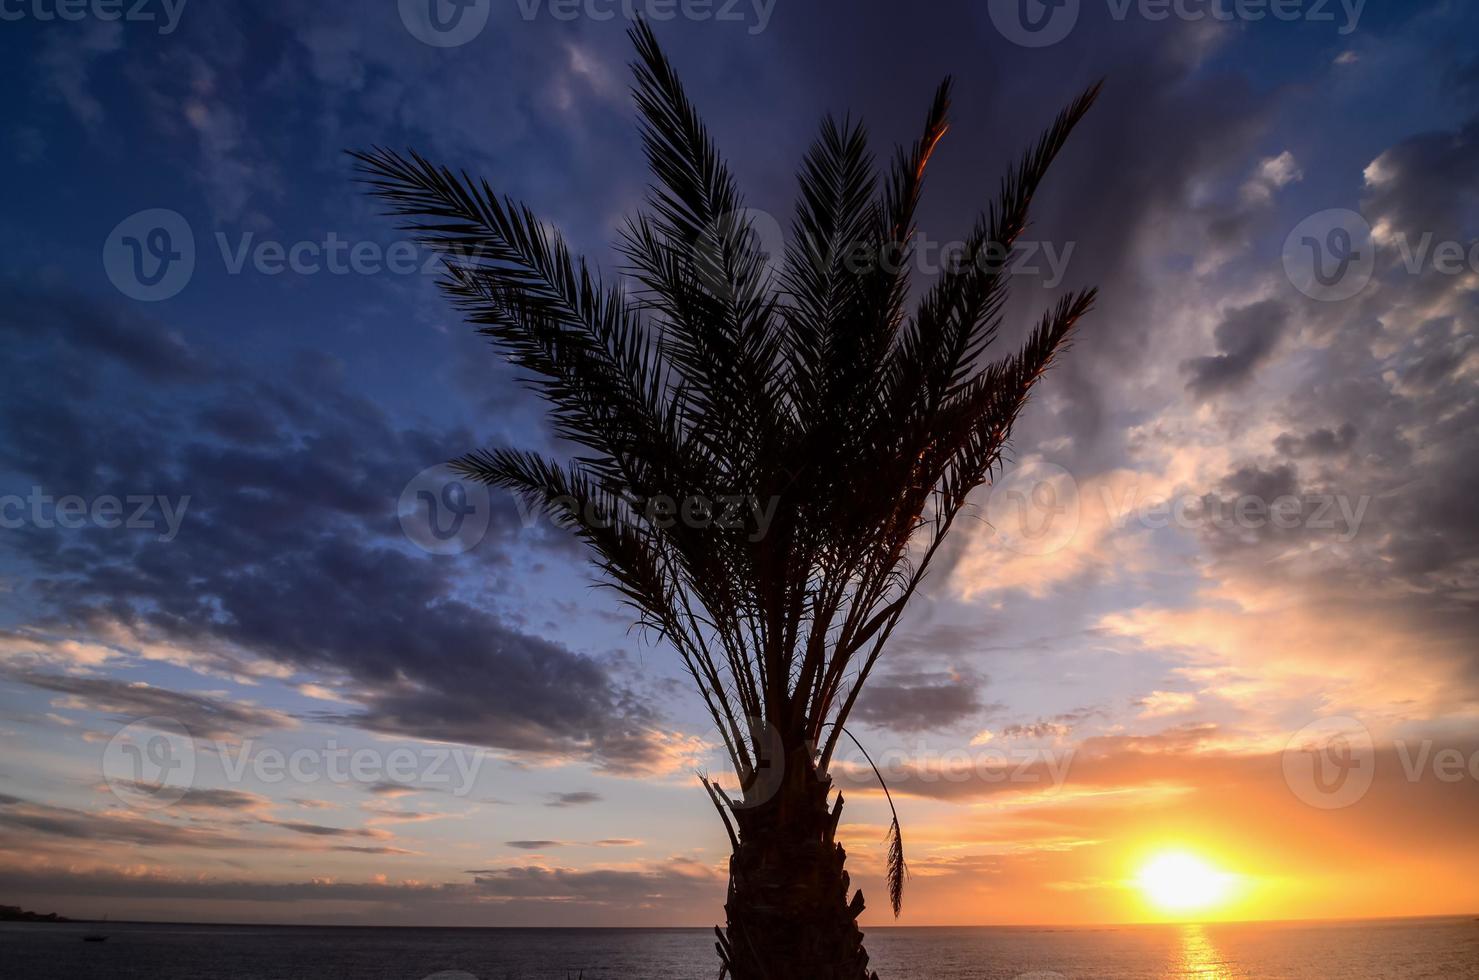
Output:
top-left (355, 24), bottom-right (1098, 980)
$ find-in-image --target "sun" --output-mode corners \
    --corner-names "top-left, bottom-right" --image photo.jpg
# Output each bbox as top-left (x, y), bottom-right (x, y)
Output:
top-left (1135, 851), bottom-right (1236, 916)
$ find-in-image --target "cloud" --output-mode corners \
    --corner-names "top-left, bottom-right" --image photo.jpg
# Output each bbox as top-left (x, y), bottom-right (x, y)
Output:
top-left (263, 819), bottom-right (390, 841)
top-left (0, 669), bottom-right (292, 740)
top-left (467, 858), bottom-right (720, 904)
top-left (852, 669), bottom-right (993, 733)
top-left (1274, 423), bottom-right (1359, 458)
top-left (951, 465), bottom-right (1161, 598)
top-left (1135, 690), bottom-right (1199, 719)
top-left (121, 784), bottom-right (269, 811)
top-left (0, 796), bottom-right (400, 856)
top-left (0, 282), bottom-right (210, 385)
top-left (1100, 587), bottom-right (1478, 723)
top-left (0, 279), bottom-right (672, 773)
top-left (1181, 299), bottom-right (1290, 399)
top-left (34, 19), bottom-right (121, 129)
top-left (364, 781), bottom-right (419, 798)
top-left (0, 856), bottom-right (726, 925)
top-left (1000, 721), bottom-right (1073, 739)
top-left (544, 792), bottom-right (601, 808)
top-left (1240, 151), bottom-right (1303, 204)
top-left (1362, 115), bottom-right (1479, 245)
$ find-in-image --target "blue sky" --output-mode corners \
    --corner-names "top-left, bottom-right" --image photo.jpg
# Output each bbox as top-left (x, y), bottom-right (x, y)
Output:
top-left (1, 0), bottom-right (1477, 927)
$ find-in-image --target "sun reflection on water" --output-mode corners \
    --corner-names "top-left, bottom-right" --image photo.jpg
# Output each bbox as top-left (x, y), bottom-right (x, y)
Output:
top-left (1177, 924), bottom-right (1230, 979)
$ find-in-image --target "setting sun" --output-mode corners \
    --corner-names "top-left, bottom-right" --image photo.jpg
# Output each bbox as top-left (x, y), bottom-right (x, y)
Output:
top-left (1136, 852), bottom-right (1237, 916)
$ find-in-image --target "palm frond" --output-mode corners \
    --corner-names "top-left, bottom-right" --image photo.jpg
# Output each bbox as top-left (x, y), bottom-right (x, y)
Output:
top-left (887, 815), bottom-right (907, 920)
top-left (831, 724), bottom-right (908, 917)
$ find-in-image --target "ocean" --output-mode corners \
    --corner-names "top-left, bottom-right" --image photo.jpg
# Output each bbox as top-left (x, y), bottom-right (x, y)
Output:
top-left (2, 917), bottom-right (1476, 979)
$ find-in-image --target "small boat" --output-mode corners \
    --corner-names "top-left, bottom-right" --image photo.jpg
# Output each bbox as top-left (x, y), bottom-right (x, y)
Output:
top-left (83, 913), bottom-right (109, 941)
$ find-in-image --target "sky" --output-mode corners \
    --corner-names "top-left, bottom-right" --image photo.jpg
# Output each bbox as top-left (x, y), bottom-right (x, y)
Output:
top-left (1, 0), bottom-right (1477, 929)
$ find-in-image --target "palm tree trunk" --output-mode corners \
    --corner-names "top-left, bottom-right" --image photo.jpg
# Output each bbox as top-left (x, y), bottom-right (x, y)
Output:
top-left (717, 745), bottom-right (878, 980)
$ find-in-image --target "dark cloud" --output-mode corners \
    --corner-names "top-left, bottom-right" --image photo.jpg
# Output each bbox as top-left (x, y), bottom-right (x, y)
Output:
top-left (1218, 462), bottom-right (1300, 504)
top-left (1179, 107), bottom-right (1479, 701)
top-left (364, 781), bottom-right (418, 798)
top-left (0, 668), bottom-right (290, 740)
top-left (999, 721), bottom-right (1071, 740)
top-left (263, 819), bottom-right (389, 841)
top-left (0, 279), bottom-right (669, 772)
top-left (851, 669), bottom-right (994, 733)
top-left (467, 858), bottom-right (718, 903)
top-left (1274, 423), bottom-right (1359, 458)
top-left (506, 840), bottom-right (564, 850)
top-left (1181, 299), bottom-right (1289, 399)
top-left (0, 858), bottom-right (724, 924)
top-left (545, 791), bottom-right (601, 808)
top-left (0, 795), bottom-right (415, 858)
top-left (1362, 116), bottom-right (1479, 245)
top-left (0, 799), bottom-right (250, 849)
top-left (986, 707), bottom-right (1104, 742)
top-left (0, 283), bottom-right (210, 386)
top-left (127, 784), bottom-right (267, 811)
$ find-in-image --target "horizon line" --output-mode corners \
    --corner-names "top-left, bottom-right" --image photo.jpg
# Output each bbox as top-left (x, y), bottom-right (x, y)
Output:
top-left (18, 911), bottom-right (1478, 931)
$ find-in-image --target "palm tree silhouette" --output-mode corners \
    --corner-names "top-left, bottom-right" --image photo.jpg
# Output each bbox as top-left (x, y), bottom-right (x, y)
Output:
top-left (355, 24), bottom-right (1098, 979)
